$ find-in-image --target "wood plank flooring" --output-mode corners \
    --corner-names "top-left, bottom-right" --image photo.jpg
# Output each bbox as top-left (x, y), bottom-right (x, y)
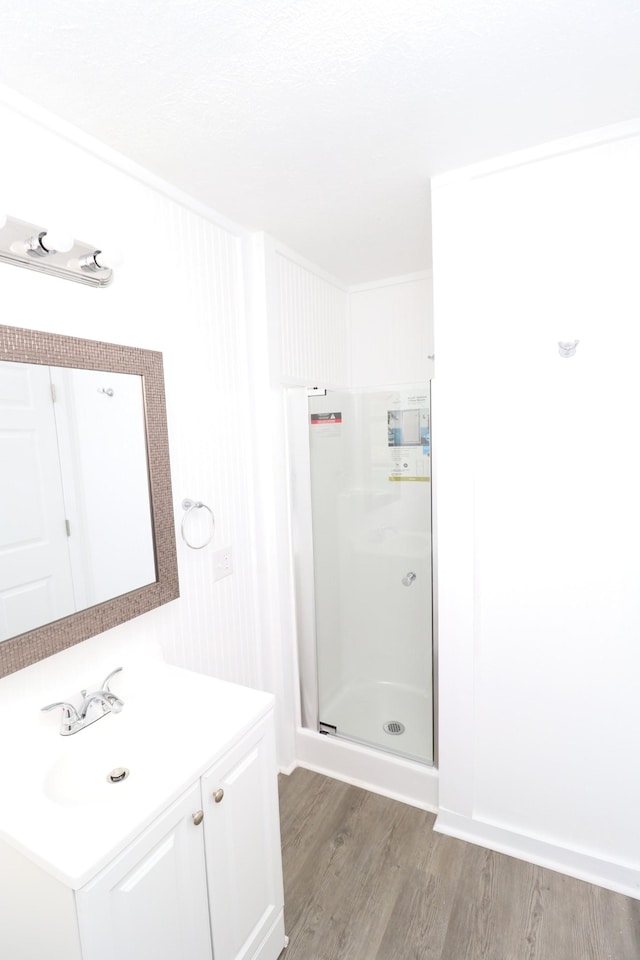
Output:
top-left (278, 768), bottom-right (640, 960)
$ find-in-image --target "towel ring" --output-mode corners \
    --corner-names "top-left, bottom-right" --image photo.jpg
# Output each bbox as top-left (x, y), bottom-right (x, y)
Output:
top-left (181, 498), bottom-right (215, 550)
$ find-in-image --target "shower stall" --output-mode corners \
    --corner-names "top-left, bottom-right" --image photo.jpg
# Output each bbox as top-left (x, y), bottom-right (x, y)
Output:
top-left (294, 385), bottom-right (433, 766)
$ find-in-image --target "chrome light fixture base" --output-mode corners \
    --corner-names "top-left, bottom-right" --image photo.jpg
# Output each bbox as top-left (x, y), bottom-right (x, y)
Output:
top-left (0, 215), bottom-right (114, 287)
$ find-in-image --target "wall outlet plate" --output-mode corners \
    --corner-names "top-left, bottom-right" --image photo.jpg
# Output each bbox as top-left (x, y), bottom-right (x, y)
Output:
top-left (213, 546), bottom-right (233, 581)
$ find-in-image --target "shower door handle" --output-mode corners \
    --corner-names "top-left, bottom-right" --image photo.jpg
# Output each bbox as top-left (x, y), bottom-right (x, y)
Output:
top-left (402, 571), bottom-right (416, 586)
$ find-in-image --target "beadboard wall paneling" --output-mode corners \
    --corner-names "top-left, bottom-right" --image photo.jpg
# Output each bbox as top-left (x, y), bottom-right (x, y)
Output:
top-left (157, 202), bottom-right (262, 689)
top-left (275, 249), bottom-right (349, 388)
top-left (0, 97), bottom-right (263, 693)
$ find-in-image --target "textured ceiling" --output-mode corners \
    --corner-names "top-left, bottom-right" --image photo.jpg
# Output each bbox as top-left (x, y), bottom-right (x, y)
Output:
top-left (1, 0), bottom-right (639, 283)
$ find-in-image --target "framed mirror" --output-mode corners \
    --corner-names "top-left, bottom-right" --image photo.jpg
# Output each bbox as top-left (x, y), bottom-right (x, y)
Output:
top-left (0, 324), bottom-right (179, 678)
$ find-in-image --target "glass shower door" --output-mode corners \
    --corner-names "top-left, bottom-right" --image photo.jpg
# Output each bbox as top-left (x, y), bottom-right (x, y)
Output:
top-left (308, 386), bottom-right (433, 764)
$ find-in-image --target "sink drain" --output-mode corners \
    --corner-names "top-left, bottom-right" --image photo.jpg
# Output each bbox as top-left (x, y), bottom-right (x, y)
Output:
top-left (383, 720), bottom-right (405, 736)
top-left (106, 767), bottom-right (130, 784)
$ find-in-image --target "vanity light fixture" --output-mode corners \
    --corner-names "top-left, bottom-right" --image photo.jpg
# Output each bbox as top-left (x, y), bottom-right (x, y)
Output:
top-left (0, 214), bottom-right (118, 287)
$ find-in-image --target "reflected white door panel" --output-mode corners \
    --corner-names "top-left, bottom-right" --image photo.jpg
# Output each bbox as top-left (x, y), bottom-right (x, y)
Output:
top-left (0, 362), bottom-right (75, 640)
top-left (52, 368), bottom-right (156, 608)
top-left (0, 360), bottom-right (156, 643)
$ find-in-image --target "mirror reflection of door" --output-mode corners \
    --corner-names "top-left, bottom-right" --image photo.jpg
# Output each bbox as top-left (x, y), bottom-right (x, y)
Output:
top-left (53, 367), bottom-right (156, 608)
top-left (0, 361), bottom-right (157, 643)
top-left (0, 362), bottom-right (76, 639)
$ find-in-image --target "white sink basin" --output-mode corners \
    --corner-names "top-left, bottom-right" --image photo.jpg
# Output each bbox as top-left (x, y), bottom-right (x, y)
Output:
top-left (44, 743), bottom-right (147, 806)
top-left (39, 700), bottom-right (173, 806)
top-left (37, 688), bottom-right (190, 807)
top-left (0, 659), bottom-right (275, 889)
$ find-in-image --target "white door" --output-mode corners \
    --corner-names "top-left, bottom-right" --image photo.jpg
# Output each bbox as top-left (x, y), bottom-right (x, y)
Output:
top-left (76, 782), bottom-right (213, 960)
top-left (52, 367), bottom-right (156, 608)
top-left (201, 717), bottom-right (285, 960)
top-left (0, 361), bottom-right (75, 640)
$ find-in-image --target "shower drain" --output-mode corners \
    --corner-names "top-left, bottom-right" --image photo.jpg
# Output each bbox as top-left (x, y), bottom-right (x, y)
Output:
top-left (383, 720), bottom-right (405, 736)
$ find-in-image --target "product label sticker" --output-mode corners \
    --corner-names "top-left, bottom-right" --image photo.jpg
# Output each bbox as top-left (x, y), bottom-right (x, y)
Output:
top-left (387, 393), bottom-right (430, 480)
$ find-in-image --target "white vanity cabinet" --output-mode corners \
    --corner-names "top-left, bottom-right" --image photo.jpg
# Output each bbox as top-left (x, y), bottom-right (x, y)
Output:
top-left (202, 716), bottom-right (285, 960)
top-left (0, 670), bottom-right (286, 960)
top-left (76, 715), bottom-right (285, 960)
top-left (76, 781), bottom-right (213, 960)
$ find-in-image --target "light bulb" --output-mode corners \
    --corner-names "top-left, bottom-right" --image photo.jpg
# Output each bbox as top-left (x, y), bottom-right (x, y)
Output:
top-left (93, 248), bottom-right (123, 270)
top-left (79, 248), bottom-right (123, 271)
top-left (40, 229), bottom-right (74, 254)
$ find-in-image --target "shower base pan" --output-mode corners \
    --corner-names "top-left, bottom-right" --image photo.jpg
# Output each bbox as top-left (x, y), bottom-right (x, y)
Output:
top-left (320, 679), bottom-right (432, 765)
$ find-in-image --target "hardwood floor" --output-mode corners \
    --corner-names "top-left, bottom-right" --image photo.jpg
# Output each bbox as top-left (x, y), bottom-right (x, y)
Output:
top-left (278, 768), bottom-right (640, 960)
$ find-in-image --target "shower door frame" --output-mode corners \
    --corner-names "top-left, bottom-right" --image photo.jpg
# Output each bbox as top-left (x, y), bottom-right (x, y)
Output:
top-left (286, 382), bottom-right (439, 768)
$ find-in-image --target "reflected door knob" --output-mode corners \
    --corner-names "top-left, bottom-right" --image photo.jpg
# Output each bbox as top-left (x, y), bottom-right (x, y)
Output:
top-left (402, 571), bottom-right (417, 586)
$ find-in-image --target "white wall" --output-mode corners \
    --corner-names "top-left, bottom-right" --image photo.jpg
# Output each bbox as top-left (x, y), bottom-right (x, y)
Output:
top-left (0, 90), bottom-right (288, 749)
top-left (270, 240), bottom-right (350, 388)
top-left (269, 244), bottom-right (434, 392)
top-left (350, 273), bottom-right (434, 387)
top-left (432, 120), bottom-right (640, 897)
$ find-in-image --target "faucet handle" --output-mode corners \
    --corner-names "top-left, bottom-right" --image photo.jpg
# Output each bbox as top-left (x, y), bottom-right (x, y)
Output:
top-left (41, 701), bottom-right (80, 734)
top-left (101, 666), bottom-right (123, 693)
top-left (41, 701), bottom-right (79, 720)
top-left (99, 666), bottom-right (124, 714)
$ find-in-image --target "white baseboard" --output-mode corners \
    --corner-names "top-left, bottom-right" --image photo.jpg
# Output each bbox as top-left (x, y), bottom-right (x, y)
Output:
top-left (278, 760), bottom-right (297, 776)
top-left (294, 727), bottom-right (439, 812)
top-left (435, 809), bottom-right (640, 900)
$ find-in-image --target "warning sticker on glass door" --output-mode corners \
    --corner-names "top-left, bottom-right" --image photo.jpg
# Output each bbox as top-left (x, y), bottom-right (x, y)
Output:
top-left (310, 412), bottom-right (342, 438)
top-left (310, 412), bottom-right (342, 425)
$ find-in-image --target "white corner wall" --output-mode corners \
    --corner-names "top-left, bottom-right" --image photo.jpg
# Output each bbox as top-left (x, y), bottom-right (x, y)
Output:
top-left (432, 119), bottom-right (640, 898)
top-left (0, 89), bottom-right (296, 757)
top-left (269, 242), bottom-right (434, 393)
top-left (349, 273), bottom-right (434, 387)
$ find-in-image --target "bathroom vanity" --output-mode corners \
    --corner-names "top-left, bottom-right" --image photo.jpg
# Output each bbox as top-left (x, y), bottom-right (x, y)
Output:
top-left (0, 661), bottom-right (286, 960)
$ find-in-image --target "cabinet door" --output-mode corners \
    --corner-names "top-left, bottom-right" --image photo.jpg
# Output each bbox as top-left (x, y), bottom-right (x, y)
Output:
top-left (202, 716), bottom-right (285, 960)
top-left (76, 782), bottom-right (212, 960)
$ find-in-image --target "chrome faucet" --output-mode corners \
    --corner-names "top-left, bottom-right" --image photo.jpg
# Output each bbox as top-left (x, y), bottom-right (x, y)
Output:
top-left (42, 667), bottom-right (124, 736)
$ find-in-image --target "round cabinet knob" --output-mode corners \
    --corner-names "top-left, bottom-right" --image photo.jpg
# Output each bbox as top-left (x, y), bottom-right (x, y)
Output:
top-left (192, 810), bottom-right (204, 826)
top-left (213, 788), bottom-right (224, 804)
